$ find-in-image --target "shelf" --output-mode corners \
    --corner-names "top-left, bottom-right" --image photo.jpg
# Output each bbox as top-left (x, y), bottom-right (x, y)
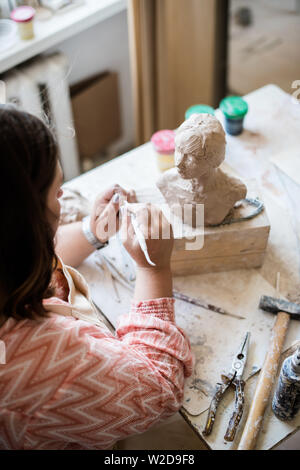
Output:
top-left (0, 0), bottom-right (127, 75)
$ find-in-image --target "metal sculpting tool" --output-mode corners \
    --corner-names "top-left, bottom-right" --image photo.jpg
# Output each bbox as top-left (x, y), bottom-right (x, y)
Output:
top-left (116, 230), bottom-right (136, 281)
top-left (95, 254), bottom-right (120, 303)
top-left (100, 255), bottom-right (244, 320)
top-left (112, 190), bottom-right (136, 281)
top-left (203, 331), bottom-right (250, 441)
top-left (209, 197), bottom-right (264, 226)
top-left (238, 295), bottom-right (300, 449)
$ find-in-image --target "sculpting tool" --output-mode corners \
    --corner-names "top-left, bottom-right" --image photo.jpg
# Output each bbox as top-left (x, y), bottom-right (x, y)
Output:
top-left (238, 295), bottom-right (300, 450)
top-left (101, 254), bottom-right (134, 291)
top-left (203, 332), bottom-right (250, 441)
top-left (102, 254), bottom-right (132, 285)
top-left (116, 230), bottom-right (136, 282)
top-left (112, 192), bottom-right (136, 281)
top-left (95, 256), bottom-right (120, 303)
top-left (100, 255), bottom-right (244, 320)
top-left (121, 201), bottom-right (156, 267)
top-left (172, 291), bottom-right (245, 320)
top-left (209, 198), bottom-right (264, 227)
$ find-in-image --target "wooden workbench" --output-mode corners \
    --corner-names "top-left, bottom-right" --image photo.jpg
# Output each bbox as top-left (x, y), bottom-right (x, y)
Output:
top-left (64, 84), bottom-right (300, 450)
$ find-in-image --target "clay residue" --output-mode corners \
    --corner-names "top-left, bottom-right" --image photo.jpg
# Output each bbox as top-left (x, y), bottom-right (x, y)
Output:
top-left (189, 377), bottom-right (215, 397)
top-left (262, 169), bottom-right (283, 197)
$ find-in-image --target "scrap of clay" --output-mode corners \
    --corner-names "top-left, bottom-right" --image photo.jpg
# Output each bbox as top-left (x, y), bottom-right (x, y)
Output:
top-left (59, 187), bottom-right (91, 225)
top-left (156, 114), bottom-right (247, 226)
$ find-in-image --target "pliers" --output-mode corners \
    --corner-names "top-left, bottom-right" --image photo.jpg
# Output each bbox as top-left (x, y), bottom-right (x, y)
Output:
top-left (203, 331), bottom-right (250, 441)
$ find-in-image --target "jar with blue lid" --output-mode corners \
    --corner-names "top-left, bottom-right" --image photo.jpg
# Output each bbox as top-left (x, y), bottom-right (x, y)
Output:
top-left (219, 96), bottom-right (248, 136)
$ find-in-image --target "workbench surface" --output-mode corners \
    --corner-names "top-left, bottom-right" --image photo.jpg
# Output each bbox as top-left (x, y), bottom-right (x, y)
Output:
top-left (64, 84), bottom-right (300, 450)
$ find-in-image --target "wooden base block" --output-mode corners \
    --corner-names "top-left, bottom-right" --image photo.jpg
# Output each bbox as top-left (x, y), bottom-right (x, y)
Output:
top-left (136, 182), bottom-right (270, 276)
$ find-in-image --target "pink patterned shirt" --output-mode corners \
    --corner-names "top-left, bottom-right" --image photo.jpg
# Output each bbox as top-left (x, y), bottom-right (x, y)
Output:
top-left (0, 264), bottom-right (194, 450)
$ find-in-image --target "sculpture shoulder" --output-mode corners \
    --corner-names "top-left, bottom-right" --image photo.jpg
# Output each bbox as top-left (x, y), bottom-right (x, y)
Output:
top-left (209, 170), bottom-right (247, 209)
top-left (156, 168), bottom-right (195, 205)
top-left (157, 168), bottom-right (193, 191)
top-left (215, 169), bottom-right (247, 196)
top-left (157, 168), bottom-right (180, 186)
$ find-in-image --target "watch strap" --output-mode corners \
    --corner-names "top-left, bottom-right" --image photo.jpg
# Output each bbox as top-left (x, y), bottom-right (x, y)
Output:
top-left (82, 215), bottom-right (108, 250)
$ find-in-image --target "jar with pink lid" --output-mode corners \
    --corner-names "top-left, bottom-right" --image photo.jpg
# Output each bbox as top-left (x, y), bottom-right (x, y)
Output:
top-left (11, 6), bottom-right (35, 40)
top-left (150, 129), bottom-right (175, 172)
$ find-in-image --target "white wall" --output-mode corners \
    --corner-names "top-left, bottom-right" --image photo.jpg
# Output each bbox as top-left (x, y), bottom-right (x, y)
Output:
top-left (46, 9), bottom-right (134, 155)
top-left (264, 0), bottom-right (300, 12)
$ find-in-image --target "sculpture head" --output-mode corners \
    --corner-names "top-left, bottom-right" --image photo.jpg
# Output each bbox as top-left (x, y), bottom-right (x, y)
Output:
top-left (175, 113), bottom-right (226, 179)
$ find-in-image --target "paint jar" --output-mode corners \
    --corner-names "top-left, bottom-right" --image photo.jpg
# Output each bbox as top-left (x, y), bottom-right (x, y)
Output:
top-left (151, 129), bottom-right (175, 172)
top-left (219, 96), bottom-right (248, 136)
top-left (272, 348), bottom-right (300, 421)
top-left (11, 6), bottom-right (35, 40)
top-left (185, 104), bottom-right (215, 120)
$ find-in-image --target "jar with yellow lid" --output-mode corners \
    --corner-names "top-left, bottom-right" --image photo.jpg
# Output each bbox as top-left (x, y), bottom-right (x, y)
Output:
top-left (151, 129), bottom-right (175, 172)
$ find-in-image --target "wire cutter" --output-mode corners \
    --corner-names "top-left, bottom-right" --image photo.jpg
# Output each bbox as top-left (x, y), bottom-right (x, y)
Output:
top-left (203, 331), bottom-right (250, 441)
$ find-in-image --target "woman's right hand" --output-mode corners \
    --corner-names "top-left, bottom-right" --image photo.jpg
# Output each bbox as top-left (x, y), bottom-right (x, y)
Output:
top-left (120, 203), bottom-right (174, 270)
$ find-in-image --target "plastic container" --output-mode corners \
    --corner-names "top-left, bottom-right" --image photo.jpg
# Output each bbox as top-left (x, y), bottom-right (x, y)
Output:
top-left (185, 104), bottom-right (215, 120)
top-left (0, 19), bottom-right (17, 52)
top-left (219, 96), bottom-right (248, 136)
top-left (151, 130), bottom-right (175, 172)
top-left (11, 6), bottom-right (35, 40)
top-left (272, 348), bottom-right (300, 421)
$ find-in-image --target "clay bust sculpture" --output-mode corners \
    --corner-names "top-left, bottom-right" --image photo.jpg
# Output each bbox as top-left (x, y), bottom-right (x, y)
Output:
top-left (156, 113), bottom-right (247, 226)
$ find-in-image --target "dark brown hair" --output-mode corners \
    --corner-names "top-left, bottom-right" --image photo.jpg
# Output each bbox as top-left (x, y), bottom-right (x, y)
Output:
top-left (0, 105), bottom-right (58, 322)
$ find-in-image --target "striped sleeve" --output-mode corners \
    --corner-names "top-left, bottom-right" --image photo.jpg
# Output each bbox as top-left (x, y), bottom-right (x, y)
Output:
top-left (116, 297), bottom-right (194, 380)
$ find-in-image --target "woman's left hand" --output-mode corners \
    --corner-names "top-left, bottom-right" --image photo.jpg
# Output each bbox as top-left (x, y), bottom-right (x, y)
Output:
top-left (90, 184), bottom-right (136, 243)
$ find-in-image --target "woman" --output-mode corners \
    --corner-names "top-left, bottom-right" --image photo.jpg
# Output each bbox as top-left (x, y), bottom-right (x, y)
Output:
top-left (0, 105), bottom-right (193, 450)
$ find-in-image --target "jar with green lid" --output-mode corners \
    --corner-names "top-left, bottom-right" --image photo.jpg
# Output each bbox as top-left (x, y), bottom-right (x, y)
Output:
top-left (185, 104), bottom-right (215, 120)
top-left (219, 96), bottom-right (248, 136)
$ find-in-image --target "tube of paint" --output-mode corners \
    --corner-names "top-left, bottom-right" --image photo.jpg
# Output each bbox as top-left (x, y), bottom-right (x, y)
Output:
top-left (272, 347), bottom-right (300, 421)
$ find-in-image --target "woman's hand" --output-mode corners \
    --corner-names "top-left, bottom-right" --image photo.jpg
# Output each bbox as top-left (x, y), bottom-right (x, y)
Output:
top-left (120, 203), bottom-right (174, 270)
top-left (120, 203), bottom-right (174, 301)
top-left (90, 184), bottom-right (136, 243)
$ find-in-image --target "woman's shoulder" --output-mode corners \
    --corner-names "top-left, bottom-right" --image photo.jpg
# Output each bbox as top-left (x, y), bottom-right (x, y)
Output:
top-left (0, 314), bottom-right (89, 358)
top-left (0, 314), bottom-right (76, 347)
top-left (0, 313), bottom-right (111, 362)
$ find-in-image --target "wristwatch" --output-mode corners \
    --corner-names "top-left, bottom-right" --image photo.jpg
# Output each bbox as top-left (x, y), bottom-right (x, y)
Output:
top-left (82, 215), bottom-right (108, 250)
